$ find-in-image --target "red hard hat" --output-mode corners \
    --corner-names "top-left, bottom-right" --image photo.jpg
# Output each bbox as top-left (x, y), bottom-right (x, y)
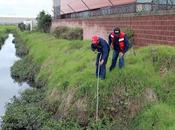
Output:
top-left (92, 35), bottom-right (99, 45)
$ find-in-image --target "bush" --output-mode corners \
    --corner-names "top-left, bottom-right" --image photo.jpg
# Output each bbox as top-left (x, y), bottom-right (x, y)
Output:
top-left (123, 28), bottom-right (134, 49)
top-left (18, 23), bottom-right (26, 31)
top-left (54, 26), bottom-right (83, 40)
top-left (36, 11), bottom-right (52, 33)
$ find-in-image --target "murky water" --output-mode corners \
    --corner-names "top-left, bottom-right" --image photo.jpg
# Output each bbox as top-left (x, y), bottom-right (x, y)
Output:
top-left (0, 34), bottom-right (29, 125)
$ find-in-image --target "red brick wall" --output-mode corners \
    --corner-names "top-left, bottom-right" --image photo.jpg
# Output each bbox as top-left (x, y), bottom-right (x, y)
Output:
top-left (52, 11), bottom-right (175, 46)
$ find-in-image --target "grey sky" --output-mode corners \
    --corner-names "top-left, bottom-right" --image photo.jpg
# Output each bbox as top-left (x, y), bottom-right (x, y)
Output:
top-left (0, 0), bottom-right (53, 18)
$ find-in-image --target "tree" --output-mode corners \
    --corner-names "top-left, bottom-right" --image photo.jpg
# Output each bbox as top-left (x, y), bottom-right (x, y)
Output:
top-left (36, 11), bottom-right (52, 33)
top-left (18, 23), bottom-right (26, 31)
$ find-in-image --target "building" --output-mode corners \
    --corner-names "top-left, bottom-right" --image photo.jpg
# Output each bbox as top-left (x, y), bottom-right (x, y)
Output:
top-left (0, 17), bottom-right (36, 26)
top-left (60, 0), bottom-right (136, 14)
top-left (53, 0), bottom-right (136, 18)
top-left (53, 0), bottom-right (175, 19)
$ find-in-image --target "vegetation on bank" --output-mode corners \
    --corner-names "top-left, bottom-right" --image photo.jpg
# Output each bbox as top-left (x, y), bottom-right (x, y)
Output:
top-left (54, 26), bottom-right (83, 40)
top-left (0, 26), bottom-right (16, 49)
top-left (0, 26), bottom-right (13, 49)
top-left (1, 27), bottom-right (175, 129)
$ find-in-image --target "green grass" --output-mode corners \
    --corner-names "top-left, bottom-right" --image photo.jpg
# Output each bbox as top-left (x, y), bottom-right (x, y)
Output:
top-left (133, 103), bottom-right (175, 130)
top-left (17, 31), bottom-right (175, 129)
top-left (2, 28), bottom-right (175, 129)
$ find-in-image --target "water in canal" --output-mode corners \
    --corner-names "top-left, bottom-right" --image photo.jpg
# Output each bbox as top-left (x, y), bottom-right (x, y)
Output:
top-left (0, 34), bottom-right (29, 126)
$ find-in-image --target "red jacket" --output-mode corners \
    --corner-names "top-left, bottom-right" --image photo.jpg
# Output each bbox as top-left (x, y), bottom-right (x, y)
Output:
top-left (109, 32), bottom-right (126, 52)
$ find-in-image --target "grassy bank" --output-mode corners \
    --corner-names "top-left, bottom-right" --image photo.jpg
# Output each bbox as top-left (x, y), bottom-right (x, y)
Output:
top-left (2, 30), bottom-right (175, 129)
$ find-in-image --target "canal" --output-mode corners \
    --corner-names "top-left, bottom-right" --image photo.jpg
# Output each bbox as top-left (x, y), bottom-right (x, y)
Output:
top-left (0, 34), bottom-right (29, 126)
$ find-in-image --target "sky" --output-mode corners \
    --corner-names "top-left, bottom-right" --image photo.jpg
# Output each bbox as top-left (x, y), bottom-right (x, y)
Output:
top-left (0, 0), bottom-right (53, 18)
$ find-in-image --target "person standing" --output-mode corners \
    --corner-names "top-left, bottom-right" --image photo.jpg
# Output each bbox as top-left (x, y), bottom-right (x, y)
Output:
top-left (91, 35), bottom-right (110, 79)
top-left (109, 27), bottom-right (129, 71)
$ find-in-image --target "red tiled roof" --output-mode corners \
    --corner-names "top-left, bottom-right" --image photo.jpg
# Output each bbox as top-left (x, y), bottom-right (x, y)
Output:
top-left (61, 0), bottom-right (136, 14)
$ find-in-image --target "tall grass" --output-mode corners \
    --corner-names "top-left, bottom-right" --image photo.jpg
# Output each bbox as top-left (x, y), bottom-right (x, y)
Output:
top-left (2, 29), bottom-right (175, 129)
top-left (22, 31), bottom-right (175, 128)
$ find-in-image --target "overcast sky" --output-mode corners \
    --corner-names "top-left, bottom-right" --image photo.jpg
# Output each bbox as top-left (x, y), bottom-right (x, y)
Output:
top-left (0, 0), bottom-right (53, 18)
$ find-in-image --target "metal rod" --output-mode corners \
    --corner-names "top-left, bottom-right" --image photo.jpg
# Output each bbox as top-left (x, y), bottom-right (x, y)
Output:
top-left (107, 0), bottom-right (114, 6)
top-left (61, 10), bottom-right (65, 14)
top-left (81, 0), bottom-right (90, 10)
top-left (67, 4), bottom-right (76, 12)
top-left (96, 53), bottom-right (101, 122)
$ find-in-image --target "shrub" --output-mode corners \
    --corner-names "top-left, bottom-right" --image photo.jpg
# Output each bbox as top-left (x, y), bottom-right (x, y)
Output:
top-left (54, 26), bottom-right (83, 40)
top-left (68, 27), bottom-right (83, 40)
top-left (36, 11), bottom-right (52, 33)
top-left (18, 23), bottom-right (26, 31)
top-left (123, 28), bottom-right (134, 49)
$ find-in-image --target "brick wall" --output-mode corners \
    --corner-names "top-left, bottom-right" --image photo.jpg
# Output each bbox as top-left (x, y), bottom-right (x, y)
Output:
top-left (52, 10), bottom-right (175, 46)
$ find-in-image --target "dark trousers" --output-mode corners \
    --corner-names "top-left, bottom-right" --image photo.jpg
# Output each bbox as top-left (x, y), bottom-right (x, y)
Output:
top-left (110, 50), bottom-right (125, 71)
top-left (96, 53), bottom-right (108, 79)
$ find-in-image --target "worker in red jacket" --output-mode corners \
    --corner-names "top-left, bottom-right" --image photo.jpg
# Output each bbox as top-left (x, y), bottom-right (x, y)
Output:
top-left (91, 35), bottom-right (110, 79)
top-left (109, 27), bottom-right (129, 71)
